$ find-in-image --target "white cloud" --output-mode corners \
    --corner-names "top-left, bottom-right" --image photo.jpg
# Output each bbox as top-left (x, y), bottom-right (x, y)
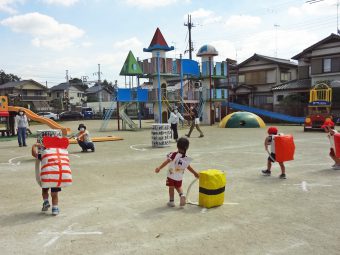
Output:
top-left (225, 15), bottom-right (262, 29)
top-left (187, 8), bottom-right (222, 25)
top-left (0, 0), bottom-right (23, 14)
top-left (124, 0), bottom-right (190, 9)
top-left (41, 0), bottom-right (79, 6)
top-left (288, 0), bottom-right (337, 17)
top-left (1, 12), bottom-right (85, 50)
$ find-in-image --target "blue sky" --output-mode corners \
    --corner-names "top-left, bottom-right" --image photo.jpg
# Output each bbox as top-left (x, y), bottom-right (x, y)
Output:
top-left (0, 0), bottom-right (338, 87)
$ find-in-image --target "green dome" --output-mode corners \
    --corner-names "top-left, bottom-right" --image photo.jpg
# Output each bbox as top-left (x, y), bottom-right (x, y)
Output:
top-left (219, 112), bottom-right (266, 128)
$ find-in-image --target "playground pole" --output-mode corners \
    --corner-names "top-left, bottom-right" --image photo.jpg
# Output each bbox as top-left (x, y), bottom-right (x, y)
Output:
top-left (117, 101), bottom-right (120, 131)
top-left (209, 56), bottom-right (213, 126)
top-left (180, 54), bottom-right (184, 124)
top-left (137, 76), bottom-right (142, 129)
top-left (157, 52), bottom-right (162, 123)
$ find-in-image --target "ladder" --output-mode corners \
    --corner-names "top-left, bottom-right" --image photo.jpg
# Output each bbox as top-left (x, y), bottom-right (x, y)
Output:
top-left (99, 99), bottom-right (116, 131)
top-left (198, 96), bottom-right (205, 118)
top-left (120, 103), bottom-right (138, 130)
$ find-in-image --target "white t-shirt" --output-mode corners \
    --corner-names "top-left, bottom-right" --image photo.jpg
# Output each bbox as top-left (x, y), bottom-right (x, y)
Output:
top-left (268, 135), bottom-right (276, 153)
top-left (167, 152), bottom-right (192, 181)
top-left (168, 112), bottom-right (184, 125)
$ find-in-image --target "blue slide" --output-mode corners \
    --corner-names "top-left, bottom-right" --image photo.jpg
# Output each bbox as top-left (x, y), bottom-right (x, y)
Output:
top-left (223, 102), bottom-right (305, 124)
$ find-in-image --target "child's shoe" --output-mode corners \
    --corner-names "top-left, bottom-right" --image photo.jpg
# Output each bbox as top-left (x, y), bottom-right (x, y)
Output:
top-left (167, 201), bottom-right (175, 207)
top-left (42, 200), bottom-right (50, 211)
top-left (333, 165), bottom-right (340, 170)
top-left (180, 195), bottom-right (186, 206)
top-left (262, 170), bottom-right (271, 176)
top-left (52, 207), bottom-right (59, 216)
top-left (279, 174), bottom-right (286, 179)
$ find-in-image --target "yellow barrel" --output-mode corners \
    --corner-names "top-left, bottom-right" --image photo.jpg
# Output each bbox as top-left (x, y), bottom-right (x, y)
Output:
top-left (199, 169), bottom-right (226, 208)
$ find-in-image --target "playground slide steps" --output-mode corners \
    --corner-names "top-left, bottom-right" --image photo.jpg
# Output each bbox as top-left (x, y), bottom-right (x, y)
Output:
top-left (119, 103), bottom-right (138, 130)
top-left (198, 97), bottom-right (205, 118)
top-left (225, 102), bottom-right (305, 124)
top-left (99, 100), bottom-right (116, 131)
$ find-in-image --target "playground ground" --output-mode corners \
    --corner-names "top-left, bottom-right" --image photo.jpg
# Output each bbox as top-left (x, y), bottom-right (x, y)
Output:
top-left (0, 120), bottom-right (340, 255)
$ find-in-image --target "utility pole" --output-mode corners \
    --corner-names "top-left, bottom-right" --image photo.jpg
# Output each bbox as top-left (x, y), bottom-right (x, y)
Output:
top-left (94, 64), bottom-right (103, 115)
top-left (184, 14), bottom-right (195, 60)
top-left (274, 24), bottom-right (280, 57)
top-left (65, 70), bottom-right (70, 111)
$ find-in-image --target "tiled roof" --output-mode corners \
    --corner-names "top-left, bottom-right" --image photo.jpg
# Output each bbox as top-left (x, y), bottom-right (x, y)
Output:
top-left (238, 53), bottom-right (297, 67)
top-left (272, 79), bottom-right (311, 91)
top-left (0, 80), bottom-right (46, 89)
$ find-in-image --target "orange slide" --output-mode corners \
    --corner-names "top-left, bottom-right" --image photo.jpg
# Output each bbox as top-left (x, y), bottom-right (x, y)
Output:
top-left (8, 106), bottom-right (70, 136)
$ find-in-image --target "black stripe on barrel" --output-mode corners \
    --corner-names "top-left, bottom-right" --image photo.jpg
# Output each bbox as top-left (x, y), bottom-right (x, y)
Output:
top-left (199, 186), bottom-right (225, 195)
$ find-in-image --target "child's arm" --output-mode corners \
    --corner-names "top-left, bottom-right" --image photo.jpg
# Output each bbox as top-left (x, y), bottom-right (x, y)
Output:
top-left (187, 165), bottom-right (199, 178)
top-left (264, 136), bottom-right (270, 150)
top-left (31, 143), bottom-right (42, 159)
top-left (155, 159), bottom-right (171, 173)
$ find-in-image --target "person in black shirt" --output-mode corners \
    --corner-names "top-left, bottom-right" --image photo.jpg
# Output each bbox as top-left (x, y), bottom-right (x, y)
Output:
top-left (185, 105), bottom-right (204, 138)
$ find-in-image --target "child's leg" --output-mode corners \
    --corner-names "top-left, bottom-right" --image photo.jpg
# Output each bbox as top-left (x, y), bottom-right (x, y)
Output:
top-left (267, 159), bottom-right (272, 171)
top-left (175, 186), bottom-right (186, 206)
top-left (168, 186), bottom-right (175, 202)
top-left (51, 192), bottom-right (58, 207)
top-left (279, 162), bottom-right (285, 174)
top-left (42, 188), bottom-right (49, 200)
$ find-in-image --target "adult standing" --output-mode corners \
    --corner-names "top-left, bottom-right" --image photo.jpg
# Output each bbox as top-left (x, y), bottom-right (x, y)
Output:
top-left (185, 105), bottom-right (204, 138)
top-left (168, 106), bottom-right (184, 142)
top-left (15, 109), bottom-right (29, 147)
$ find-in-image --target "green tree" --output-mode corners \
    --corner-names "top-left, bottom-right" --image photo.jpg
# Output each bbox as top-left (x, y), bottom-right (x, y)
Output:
top-left (0, 70), bottom-right (21, 85)
top-left (69, 77), bottom-right (88, 90)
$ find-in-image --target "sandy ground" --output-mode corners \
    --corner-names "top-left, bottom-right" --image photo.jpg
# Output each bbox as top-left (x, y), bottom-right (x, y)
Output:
top-left (0, 120), bottom-right (340, 255)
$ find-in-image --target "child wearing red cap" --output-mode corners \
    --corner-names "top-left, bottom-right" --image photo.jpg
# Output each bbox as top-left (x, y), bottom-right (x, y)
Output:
top-left (322, 120), bottom-right (340, 170)
top-left (262, 126), bottom-right (286, 179)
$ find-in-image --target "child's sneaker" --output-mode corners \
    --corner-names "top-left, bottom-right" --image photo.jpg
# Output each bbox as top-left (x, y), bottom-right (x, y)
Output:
top-left (180, 195), bottom-right (186, 206)
top-left (52, 207), bottom-right (59, 216)
top-left (262, 170), bottom-right (271, 176)
top-left (167, 201), bottom-right (175, 207)
top-left (333, 165), bottom-right (340, 170)
top-left (279, 174), bottom-right (286, 179)
top-left (41, 200), bottom-right (50, 211)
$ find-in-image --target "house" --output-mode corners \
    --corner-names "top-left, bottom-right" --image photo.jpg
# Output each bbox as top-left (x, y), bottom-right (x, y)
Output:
top-left (85, 83), bottom-right (114, 102)
top-left (49, 83), bottom-right (86, 110)
top-left (291, 33), bottom-right (340, 113)
top-left (231, 54), bottom-right (297, 111)
top-left (0, 79), bottom-right (50, 111)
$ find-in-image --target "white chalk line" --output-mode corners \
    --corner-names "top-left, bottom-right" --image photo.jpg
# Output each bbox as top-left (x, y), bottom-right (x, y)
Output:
top-left (130, 144), bottom-right (149, 151)
top-left (38, 223), bottom-right (102, 247)
top-left (284, 181), bottom-right (333, 192)
top-left (69, 154), bottom-right (80, 158)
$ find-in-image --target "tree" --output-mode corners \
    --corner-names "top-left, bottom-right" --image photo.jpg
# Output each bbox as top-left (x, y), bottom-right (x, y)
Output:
top-left (0, 70), bottom-right (20, 85)
top-left (69, 77), bottom-right (88, 90)
top-left (279, 93), bottom-right (308, 116)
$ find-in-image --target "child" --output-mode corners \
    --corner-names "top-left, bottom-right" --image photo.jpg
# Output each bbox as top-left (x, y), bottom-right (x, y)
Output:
top-left (168, 106), bottom-right (184, 142)
top-left (32, 143), bottom-right (61, 216)
top-left (262, 126), bottom-right (286, 179)
top-left (322, 120), bottom-right (340, 170)
top-left (75, 124), bottom-right (95, 152)
top-left (155, 137), bottom-right (199, 207)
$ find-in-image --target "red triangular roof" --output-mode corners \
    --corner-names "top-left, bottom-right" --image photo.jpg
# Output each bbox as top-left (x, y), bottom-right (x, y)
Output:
top-left (148, 27), bottom-right (169, 48)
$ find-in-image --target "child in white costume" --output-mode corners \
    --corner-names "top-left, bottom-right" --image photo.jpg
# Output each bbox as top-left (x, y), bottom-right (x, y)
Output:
top-left (155, 137), bottom-right (199, 207)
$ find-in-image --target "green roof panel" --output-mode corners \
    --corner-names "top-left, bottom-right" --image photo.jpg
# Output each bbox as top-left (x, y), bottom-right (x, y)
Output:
top-left (119, 51), bottom-right (143, 76)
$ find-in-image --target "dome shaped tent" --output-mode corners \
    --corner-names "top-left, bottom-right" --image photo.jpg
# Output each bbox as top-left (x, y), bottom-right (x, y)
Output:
top-left (219, 112), bottom-right (266, 128)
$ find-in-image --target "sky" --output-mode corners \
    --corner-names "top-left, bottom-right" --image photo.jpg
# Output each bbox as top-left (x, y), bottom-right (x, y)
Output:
top-left (0, 0), bottom-right (338, 88)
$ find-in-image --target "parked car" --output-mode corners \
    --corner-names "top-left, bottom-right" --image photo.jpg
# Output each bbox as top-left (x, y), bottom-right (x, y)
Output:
top-left (37, 112), bottom-right (59, 121)
top-left (59, 111), bottom-right (83, 120)
top-left (81, 107), bottom-right (94, 119)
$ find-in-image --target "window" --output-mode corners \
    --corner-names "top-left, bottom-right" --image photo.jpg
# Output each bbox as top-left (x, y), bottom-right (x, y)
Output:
top-left (238, 74), bottom-right (245, 83)
top-left (56, 92), bottom-right (60, 98)
top-left (280, 72), bottom-right (290, 82)
top-left (323, 58), bottom-right (331, 73)
top-left (34, 91), bottom-right (42, 96)
top-left (277, 95), bottom-right (284, 102)
top-left (77, 93), bottom-right (82, 98)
